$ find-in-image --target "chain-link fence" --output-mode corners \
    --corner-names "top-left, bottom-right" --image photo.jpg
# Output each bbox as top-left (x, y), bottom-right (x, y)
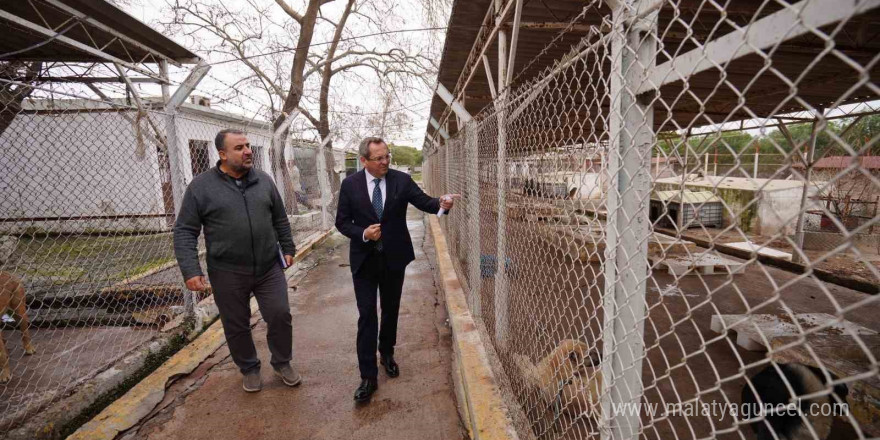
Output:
top-left (0, 81), bottom-right (337, 432)
top-left (426, 0), bottom-right (879, 438)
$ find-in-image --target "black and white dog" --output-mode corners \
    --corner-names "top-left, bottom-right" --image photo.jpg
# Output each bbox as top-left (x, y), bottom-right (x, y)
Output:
top-left (741, 363), bottom-right (849, 440)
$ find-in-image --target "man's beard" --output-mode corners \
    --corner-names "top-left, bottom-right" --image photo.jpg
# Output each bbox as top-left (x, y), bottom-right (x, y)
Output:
top-left (230, 159), bottom-right (253, 173)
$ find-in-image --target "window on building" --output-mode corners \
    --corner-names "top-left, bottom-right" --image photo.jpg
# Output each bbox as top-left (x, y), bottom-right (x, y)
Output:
top-left (251, 144), bottom-right (265, 170)
top-left (189, 140), bottom-right (211, 176)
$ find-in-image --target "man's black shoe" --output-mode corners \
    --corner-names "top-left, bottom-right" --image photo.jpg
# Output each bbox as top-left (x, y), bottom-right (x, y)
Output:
top-left (380, 355), bottom-right (399, 378)
top-left (354, 378), bottom-right (377, 403)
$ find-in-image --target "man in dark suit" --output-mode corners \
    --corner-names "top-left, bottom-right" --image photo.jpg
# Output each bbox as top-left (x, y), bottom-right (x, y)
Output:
top-left (335, 136), bottom-right (456, 403)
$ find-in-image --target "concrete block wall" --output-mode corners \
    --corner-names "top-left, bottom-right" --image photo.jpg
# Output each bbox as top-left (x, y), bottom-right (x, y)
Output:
top-left (801, 231), bottom-right (880, 255)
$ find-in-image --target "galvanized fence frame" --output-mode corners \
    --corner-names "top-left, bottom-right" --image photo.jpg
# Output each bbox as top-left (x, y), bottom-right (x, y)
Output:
top-left (0, 74), bottom-right (337, 433)
top-left (425, 0), bottom-right (880, 439)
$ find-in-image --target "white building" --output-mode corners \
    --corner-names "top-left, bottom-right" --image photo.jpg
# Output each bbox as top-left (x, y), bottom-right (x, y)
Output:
top-left (654, 175), bottom-right (823, 236)
top-left (0, 98), bottom-right (290, 234)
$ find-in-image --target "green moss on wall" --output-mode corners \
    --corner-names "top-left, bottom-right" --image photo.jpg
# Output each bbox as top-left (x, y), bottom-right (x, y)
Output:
top-left (655, 183), bottom-right (758, 233)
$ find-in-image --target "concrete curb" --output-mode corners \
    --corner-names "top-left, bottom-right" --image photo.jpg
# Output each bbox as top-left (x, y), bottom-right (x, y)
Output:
top-left (68, 229), bottom-right (333, 440)
top-left (427, 216), bottom-right (520, 440)
top-left (5, 333), bottom-right (180, 439)
top-left (68, 320), bottom-right (227, 440)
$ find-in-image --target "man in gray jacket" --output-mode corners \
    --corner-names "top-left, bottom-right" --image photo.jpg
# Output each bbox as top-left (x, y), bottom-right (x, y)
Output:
top-left (174, 128), bottom-right (299, 393)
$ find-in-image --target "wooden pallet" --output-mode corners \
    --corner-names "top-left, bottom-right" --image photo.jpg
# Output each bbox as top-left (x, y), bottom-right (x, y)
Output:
top-left (651, 252), bottom-right (745, 276)
top-left (710, 313), bottom-right (878, 351)
top-left (724, 241), bottom-right (793, 261)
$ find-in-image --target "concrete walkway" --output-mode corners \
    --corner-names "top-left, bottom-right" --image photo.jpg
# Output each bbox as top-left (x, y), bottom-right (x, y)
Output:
top-left (120, 210), bottom-right (466, 440)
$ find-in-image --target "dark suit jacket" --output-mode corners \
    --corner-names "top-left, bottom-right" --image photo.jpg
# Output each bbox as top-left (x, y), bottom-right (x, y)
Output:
top-left (335, 169), bottom-right (441, 274)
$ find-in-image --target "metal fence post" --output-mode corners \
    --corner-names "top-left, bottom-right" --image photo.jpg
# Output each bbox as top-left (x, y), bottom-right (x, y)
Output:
top-left (466, 125), bottom-right (482, 317)
top-left (792, 117), bottom-right (821, 264)
top-left (445, 137), bottom-right (451, 196)
top-left (601, 1), bottom-right (656, 438)
top-left (163, 60), bottom-right (210, 319)
top-left (494, 0), bottom-right (510, 349)
top-left (162, 111), bottom-right (194, 317)
top-left (163, 114), bottom-right (187, 221)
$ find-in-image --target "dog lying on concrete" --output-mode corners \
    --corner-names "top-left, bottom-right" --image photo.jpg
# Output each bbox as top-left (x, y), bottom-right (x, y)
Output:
top-left (741, 363), bottom-right (848, 440)
top-left (513, 339), bottom-right (602, 419)
top-left (1, 271), bottom-right (35, 384)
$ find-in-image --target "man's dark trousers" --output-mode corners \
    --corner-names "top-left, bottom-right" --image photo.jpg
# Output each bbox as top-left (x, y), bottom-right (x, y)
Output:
top-left (353, 250), bottom-right (405, 379)
top-left (209, 263), bottom-right (292, 373)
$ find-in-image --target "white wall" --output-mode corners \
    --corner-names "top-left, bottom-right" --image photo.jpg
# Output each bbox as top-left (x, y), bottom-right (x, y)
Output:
top-left (0, 108), bottom-right (277, 234)
top-left (758, 185), bottom-right (823, 236)
top-left (172, 111), bottom-right (274, 185)
top-left (567, 171), bottom-right (607, 200)
top-left (0, 111), bottom-right (166, 233)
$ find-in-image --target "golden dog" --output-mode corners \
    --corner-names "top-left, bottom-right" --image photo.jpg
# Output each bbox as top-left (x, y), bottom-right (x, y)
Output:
top-left (513, 339), bottom-right (602, 419)
top-left (1, 271), bottom-right (35, 384)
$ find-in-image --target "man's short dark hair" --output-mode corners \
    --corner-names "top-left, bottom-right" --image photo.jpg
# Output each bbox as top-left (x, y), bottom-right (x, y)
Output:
top-left (359, 136), bottom-right (386, 158)
top-left (215, 129), bottom-right (245, 151)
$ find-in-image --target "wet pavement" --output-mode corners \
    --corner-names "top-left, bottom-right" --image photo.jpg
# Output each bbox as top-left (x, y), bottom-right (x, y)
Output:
top-left (120, 210), bottom-right (467, 440)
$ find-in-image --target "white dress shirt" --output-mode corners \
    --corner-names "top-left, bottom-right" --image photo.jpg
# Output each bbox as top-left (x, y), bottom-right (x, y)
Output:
top-left (362, 169), bottom-right (386, 242)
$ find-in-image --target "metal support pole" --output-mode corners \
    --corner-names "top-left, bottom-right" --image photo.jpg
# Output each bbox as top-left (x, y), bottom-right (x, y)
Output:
top-left (754, 140), bottom-right (760, 178)
top-left (792, 117), bottom-right (821, 264)
top-left (436, 82), bottom-right (472, 124)
top-left (704, 150), bottom-right (709, 176)
top-left (654, 150), bottom-right (659, 177)
top-left (430, 117), bottom-right (451, 140)
top-left (466, 125), bottom-right (482, 318)
top-left (714, 145), bottom-right (718, 176)
top-left (163, 60), bottom-right (210, 216)
top-left (505, 0), bottom-right (525, 86)
top-left (163, 111), bottom-right (190, 314)
top-left (445, 139), bottom-right (451, 196)
top-left (482, 55), bottom-right (498, 100)
top-left (159, 61), bottom-right (171, 103)
top-left (601, 1), bottom-right (656, 438)
top-left (163, 60), bottom-right (210, 319)
top-left (494, 0), bottom-right (510, 349)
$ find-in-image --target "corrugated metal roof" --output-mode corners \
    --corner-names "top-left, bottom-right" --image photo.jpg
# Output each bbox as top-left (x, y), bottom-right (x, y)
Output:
top-left (0, 0), bottom-right (199, 63)
top-left (20, 97), bottom-right (273, 130)
top-left (426, 1), bottom-right (880, 149)
top-left (652, 190), bottom-right (722, 204)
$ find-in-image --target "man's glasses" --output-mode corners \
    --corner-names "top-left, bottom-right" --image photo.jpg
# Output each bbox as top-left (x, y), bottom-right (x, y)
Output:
top-left (366, 154), bottom-right (392, 163)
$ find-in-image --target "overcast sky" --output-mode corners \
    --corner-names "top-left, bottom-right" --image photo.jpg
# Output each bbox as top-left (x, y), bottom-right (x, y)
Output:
top-left (117, 0), bottom-right (449, 150)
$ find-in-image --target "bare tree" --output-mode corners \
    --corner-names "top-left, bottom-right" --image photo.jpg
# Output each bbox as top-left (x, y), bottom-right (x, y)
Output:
top-left (0, 62), bottom-right (43, 137)
top-left (164, 0), bottom-right (436, 209)
top-left (814, 168), bottom-right (880, 229)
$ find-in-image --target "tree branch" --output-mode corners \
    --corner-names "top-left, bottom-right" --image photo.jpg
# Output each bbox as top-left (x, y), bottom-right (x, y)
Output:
top-left (318, 0), bottom-right (356, 139)
top-left (274, 0), bottom-right (303, 24)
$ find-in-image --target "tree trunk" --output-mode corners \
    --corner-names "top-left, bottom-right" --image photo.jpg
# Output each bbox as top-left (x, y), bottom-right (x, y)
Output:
top-left (315, 0), bottom-right (355, 214)
top-left (271, 126), bottom-right (298, 214)
top-left (272, 0), bottom-right (322, 213)
top-left (0, 62), bottom-right (42, 137)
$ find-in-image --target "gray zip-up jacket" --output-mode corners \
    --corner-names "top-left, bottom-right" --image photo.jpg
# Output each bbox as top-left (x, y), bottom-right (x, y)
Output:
top-left (173, 163), bottom-right (296, 280)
